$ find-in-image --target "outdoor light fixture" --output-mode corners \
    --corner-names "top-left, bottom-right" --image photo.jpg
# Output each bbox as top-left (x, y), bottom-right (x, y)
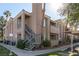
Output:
top-left (9, 33), bottom-right (13, 37)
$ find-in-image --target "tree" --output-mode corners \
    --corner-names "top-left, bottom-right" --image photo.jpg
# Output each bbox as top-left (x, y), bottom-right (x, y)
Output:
top-left (58, 3), bottom-right (79, 28)
top-left (58, 3), bottom-right (79, 52)
top-left (0, 16), bottom-right (6, 40)
top-left (3, 10), bottom-right (11, 21)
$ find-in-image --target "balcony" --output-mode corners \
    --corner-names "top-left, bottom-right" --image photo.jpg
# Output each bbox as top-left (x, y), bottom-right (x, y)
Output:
top-left (50, 26), bottom-right (59, 34)
top-left (51, 40), bottom-right (59, 47)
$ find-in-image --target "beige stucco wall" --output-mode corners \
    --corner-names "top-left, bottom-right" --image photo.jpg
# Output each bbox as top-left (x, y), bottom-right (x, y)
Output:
top-left (31, 3), bottom-right (43, 34)
top-left (31, 3), bottom-right (43, 44)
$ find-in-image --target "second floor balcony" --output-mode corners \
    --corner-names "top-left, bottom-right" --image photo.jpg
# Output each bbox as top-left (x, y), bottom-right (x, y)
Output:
top-left (50, 26), bottom-right (59, 34)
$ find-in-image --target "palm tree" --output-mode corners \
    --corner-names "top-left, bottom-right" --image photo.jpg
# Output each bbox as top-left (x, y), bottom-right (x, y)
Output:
top-left (3, 10), bottom-right (11, 44)
top-left (3, 10), bottom-right (11, 21)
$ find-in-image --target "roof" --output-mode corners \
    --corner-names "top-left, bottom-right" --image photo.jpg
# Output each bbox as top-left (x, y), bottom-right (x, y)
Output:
top-left (13, 9), bottom-right (56, 23)
top-left (14, 9), bottom-right (31, 19)
top-left (5, 9), bottom-right (56, 25)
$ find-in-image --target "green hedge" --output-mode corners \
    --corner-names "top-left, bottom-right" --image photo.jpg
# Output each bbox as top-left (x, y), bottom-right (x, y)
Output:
top-left (64, 36), bottom-right (71, 44)
top-left (16, 39), bottom-right (25, 49)
top-left (42, 39), bottom-right (51, 47)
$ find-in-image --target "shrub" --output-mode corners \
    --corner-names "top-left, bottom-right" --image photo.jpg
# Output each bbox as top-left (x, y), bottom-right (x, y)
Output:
top-left (0, 40), bottom-right (3, 43)
top-left (63, 36), bottom-right (71, 44)
top-left (16, 39), bottom-right (25, 49)
top-left (42, 39), bottom-right (51, 47)
top-left (67, 36), bottom-right (71, 42)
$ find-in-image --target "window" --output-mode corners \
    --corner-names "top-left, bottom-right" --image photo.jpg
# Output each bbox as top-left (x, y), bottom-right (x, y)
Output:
top-left (43, 19), bottom-right (47, 27)
top-left (17, 17), bottom-right (21, 28)
top-left (50, 35), bottom-right (56, 40)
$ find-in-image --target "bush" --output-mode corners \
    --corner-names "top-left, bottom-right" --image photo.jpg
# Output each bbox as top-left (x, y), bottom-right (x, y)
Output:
top-left (42, 39), bottom-right (51, 47)
top-left (16, 39), bottom-right (25, 49)
top-left (63, 36), bottom-right (71, 44)
top-left (0, 40), bottom-right (3, 43)
top-left (67, 36), bottom-right (71, 42)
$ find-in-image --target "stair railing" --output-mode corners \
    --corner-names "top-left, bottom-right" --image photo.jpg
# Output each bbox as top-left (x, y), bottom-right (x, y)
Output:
top-left (24, 24), bottom-right (41, 50)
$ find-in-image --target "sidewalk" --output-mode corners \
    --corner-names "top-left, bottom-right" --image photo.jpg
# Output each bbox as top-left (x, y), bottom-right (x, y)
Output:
top-left (0, 43), bottom-right (79, 56)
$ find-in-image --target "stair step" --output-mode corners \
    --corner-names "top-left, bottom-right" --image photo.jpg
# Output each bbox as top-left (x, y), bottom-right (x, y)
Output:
top-left (24, 24), bottom-right (38, 50)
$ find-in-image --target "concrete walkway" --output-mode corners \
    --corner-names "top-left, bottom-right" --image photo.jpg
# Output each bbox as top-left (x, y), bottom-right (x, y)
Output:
top-left (0, 43), bottom-right (79, 56)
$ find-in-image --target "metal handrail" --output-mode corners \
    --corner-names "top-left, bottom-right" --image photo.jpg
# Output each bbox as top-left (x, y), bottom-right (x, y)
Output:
top-left (24, 24), bottom-right (41, 50)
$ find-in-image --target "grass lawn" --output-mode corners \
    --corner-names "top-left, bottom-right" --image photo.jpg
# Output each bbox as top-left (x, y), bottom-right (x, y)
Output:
top-left (38, 51), bottom-right (68, 56)
top-left (0, 45), bottom-right (16, 56)
top-left (38, 50), bottom-right (79, 56)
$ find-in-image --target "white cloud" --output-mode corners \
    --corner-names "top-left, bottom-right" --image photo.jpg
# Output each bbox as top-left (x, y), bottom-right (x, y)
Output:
top-left (48, 3), bottom-right (63, 11)
top-left (46, 3), bottom-right (64, 20)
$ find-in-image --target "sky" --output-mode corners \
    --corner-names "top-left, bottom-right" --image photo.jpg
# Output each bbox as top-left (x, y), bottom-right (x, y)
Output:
top-left (0, 3), bottom-right (64, 20)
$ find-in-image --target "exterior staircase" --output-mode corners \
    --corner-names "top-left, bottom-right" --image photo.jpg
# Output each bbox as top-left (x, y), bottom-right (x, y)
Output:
top-left (24, 24), bottom-right (41, 50)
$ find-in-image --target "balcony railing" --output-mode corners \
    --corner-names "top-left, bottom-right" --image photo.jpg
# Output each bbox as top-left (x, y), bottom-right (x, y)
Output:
top-left (50, 26), bottom-right (59, 34)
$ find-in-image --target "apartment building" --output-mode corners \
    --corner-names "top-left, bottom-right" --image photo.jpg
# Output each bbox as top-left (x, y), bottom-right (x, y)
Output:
top-left (3, 3), bottom-right (63, 49)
